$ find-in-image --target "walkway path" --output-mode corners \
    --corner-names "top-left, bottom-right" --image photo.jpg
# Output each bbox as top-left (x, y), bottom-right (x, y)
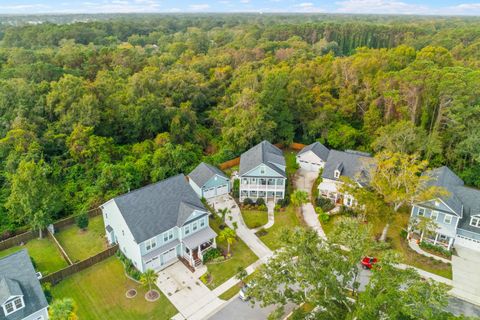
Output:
top-left (252, 201), bottom-right (275, 233)
top-left (293, 168), bottom-right (326, 239)
top-left (407, 239), bottom-right (451, 264)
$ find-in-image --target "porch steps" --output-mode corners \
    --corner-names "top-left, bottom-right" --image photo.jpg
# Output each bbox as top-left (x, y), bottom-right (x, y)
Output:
top-left (194, 258), bottom-right (202, 267)
top-left (179, 256), bottom-right (195, 273)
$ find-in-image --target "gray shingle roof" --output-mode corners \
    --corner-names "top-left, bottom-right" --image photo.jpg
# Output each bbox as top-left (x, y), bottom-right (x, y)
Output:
top-left (112, 174), bottom-right (207, 243)
top-left (424, 166), bottom-right (464, 216)
top-left (239, 141), bottom-right (286, 177)
top-left (322, 150), bottom-right (373, 184)
top-left (0, 250), bottom-right (48, 320)
top-left (423, 166), bottom-right (480, 235)
top-left (297, 142), bottom-right (330, 162)
top-left (188, 162), bottom-right (228, 188)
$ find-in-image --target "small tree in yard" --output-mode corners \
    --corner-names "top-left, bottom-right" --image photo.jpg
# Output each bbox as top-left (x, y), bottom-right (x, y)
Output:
top-left (236, 266), bottom-right (248, 283)
top-left (290, 190), bottom-right (308, 210)
top-left (410, 216), bottom-right (438, 242)
top-left (140, 269), bottom-right (159, 298)
top-left (217, 207), bottom-right (231, 225)
top-left (218, 227), bottom-right (237, 256)
top-left (49, 298), bottom-right (77, 320)
top-left (75, 213), bottom-right (89, 230)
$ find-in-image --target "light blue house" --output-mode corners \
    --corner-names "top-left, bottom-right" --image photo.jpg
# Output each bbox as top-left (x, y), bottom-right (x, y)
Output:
top-left (409, 166), bottom-right (480, 252)
top-left (239, 140), bottom-right (286, 202)
top-left (101, 174), bottom-right (217, 272)
top-left (188, 162), bottom-right (230, 199)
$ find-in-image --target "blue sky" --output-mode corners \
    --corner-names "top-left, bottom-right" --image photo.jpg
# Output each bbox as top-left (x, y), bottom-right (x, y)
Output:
top-left (1, 0), bottom-right (480, 15)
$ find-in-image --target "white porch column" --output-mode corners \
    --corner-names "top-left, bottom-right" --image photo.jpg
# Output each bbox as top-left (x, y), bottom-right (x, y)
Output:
top-left (420, 230), bottom-right (424, 242)
top-left (447, 237), bottom-right (454, 250)
top-left (433, 233), bottom-right (439, 245)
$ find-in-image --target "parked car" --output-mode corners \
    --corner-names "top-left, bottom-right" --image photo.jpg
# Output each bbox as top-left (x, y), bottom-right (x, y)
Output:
top-left (361, 256), bottom-right (378, 269)
top-left (239, 284), bottom-right (250, 301)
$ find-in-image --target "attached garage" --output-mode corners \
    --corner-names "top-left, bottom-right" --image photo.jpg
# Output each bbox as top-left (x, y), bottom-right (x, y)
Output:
top-left (203, 187), bottom-right (216, 199)
top-left (298, 159), bottom-right (322, 172)
top-left (145, 255), bottom-right (162, 269)
top-left (296, 142), bottom-right (329, 173)
top-left (216, 184), bottom-right (229, 195)
top-left (189, 162), bottom-right (230, 199)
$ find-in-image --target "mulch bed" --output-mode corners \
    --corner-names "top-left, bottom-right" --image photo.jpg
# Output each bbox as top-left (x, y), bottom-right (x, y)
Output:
top-left (125, 289), bottom-right (137, 299)
top-left (145, 289), bottom-right (160, 302)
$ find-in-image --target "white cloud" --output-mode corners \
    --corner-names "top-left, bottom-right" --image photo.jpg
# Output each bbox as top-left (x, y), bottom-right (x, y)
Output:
top-left (297, 2), bottom-right (314, 8)
top-left (335, 0), bottom-right (428, 14)
top-left (444, 3), bottom-right (480, 15)
top-left (240, 0), bottom-right (251, 3)
top-left (189, 3), bottom-right (210, 11)
top-left (292, 1), bottom-right (324, 12)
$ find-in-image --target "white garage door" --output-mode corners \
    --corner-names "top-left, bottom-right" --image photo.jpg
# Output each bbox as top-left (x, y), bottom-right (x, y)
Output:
top-left (216, 184), bottom-right (228, 195)
top-left (299, 160), bottom-right (320, 172)
top-left (203, 187), bottom-right (216, 198)
top-left (162, 248), bottom-right (177, 263)
top-left (145, 255), bottom-right (162, 269)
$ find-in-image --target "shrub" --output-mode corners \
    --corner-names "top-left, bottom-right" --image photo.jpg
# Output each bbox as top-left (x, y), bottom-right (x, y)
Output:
top-left (258, 204), bottom-right (267, 211)
top-left (339, 205), bottom-right (357, 217)
top-left (255, 229), bottom-right (268, 237)
top-left (274, 204), bottom-right (281, 211)
top-left (316, 197), bottom-right (335, 212)
top-left (256, 198), bottom-right (265, 206)
top-left (200, 272), bottom-right (210, 284)
top-left (233, 179), bottom-right (240, 198)
top-left (419, 241), bottom-right (452, 258)
top-left (203, 248), bottom-right (223, 263)
top-left (400, 229), bottom-right (408, 239)
top-left (30, 257), bottom-right (38, 270)
top-left (75, 213), bottom-right (89, 230)
top-left (243, 198), bottom-right (254, 206)
top-left (319, 212), bottom-right (330, 223)
top-left (116, 250), bottom-right (142, 280)
top-left (277, 197), bottom-right (289, 208)
top-left (42, 282), bottom-right (53, 304)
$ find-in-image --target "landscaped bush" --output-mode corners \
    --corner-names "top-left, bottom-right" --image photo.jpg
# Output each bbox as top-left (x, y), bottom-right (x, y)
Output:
top-left (419, 241), bottom-right (452, 258)
top-left (400, 229), bottom-right (408, 239)
top-left (255, 228), bottom-right (268, 237)
top-left (42, 282), bottom-right (53, 304)
top-left (258, 204), bottom-right (267, 211)
top-left (75, 213), bottom-right (89, 230)
top-left (200, 272), bottom-right (211, 284)
top-left (116, 250), bottom-right (142, 280)
top-left (232, 179), bottom-right (240, 198)
top-left (339, 205), bottom-right (357, 217)
top-left (318, 212), bottom-right (330, 223)
top-left (277, 197), bottom-right (289, 208)
top-left (255, 198), bottom-right (265, 206)
top-left (202, 248), bottom-right (223, 263)
top-left (316, 197), bottom-right (335, 212)
top-left (243, 198), bottom-right (254, 206)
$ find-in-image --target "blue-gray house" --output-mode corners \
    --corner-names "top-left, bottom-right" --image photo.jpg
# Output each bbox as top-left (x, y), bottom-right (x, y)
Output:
top-left (188, 162), bottom-right (230, 199)
top-left (409, 166), bottom-right (480, 251)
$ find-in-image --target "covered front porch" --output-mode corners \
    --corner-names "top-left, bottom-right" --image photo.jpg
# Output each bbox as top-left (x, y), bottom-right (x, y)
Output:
top-left (182, 227), bottom-right (217, 270)
top-left (413, 230), bottom-right (454, 250)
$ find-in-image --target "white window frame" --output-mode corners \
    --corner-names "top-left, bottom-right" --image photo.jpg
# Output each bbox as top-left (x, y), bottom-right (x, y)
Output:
top-left (145, 237), bottom-right (157, 251)
top-left (430, 211), bottom-right (438, 221)
top-left (260, 166), bottom-right (265, 174)
top-left (2, 296), bottom-right (24, 316)
top-left (444, 214), bottom-right (453, 224)
top-left (417, 207), bottom-right (425, 216)
top-left (470, 217), bottom-right (480, 228)
top-left (163, 230), bottom-right (174, 243)
top-left (192, 221), bottom-right (198, 232)
top-left (184, 224), bottom-right (190, 236)
top-left (200, 218), bottom-right (206, 228)
top-left (334, 170), bottom-right (340, 179)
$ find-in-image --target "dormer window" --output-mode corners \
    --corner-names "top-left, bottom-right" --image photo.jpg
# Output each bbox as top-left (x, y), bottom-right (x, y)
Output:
top-left (260, 166), bottom-right (265, 174)
top-left (334, 170), bottom-right (341, 179)
top-left (3, 296), bottom-right (24, 316)
top-left (470, 217), bottom-right (480, 228)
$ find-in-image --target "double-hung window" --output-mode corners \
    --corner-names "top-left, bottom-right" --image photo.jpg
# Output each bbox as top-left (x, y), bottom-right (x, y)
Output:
top-left (200, 218), bottom-right (205, 228)
top-left (430, 211), bottom-right (438, 221)
top-left (192, 222), bottom-right (198, 232)
top-left (444, 215), bottom-right (453, 224)
top-left (470, 217), bottom-right (480, 228)
top-left (417, 207), bottom-right (425, 216)
top-left (185, 225), bottom-right (190, 236)
top-left (145, 237), bottom-right (157, 251)
top-left (163, 230), bottom-right (174, 243)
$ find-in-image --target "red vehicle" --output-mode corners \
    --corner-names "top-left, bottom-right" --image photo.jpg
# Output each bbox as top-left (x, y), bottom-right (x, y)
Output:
top-left (361, 256), bottom-right (378, 269)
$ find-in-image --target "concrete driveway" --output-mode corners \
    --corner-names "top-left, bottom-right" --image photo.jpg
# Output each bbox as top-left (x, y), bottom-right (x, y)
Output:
top-left (294, 168), bottom-right (326, 239)
top-left (208, 297), bottom-right (296, 320)
top-left (156, 262), bottom-right (223, 320)
top-left (451, 245), bottom-right (480, 305)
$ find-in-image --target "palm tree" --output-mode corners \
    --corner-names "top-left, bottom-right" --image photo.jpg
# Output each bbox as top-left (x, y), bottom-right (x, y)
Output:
top-left (218, 227), bottom-right (237, 256)
top-left (140, 269), bottom-right (159, 296)
top-left (291, 190), bottom-right (309, 209)
top-left (217, 207), bottom-right (231, 224)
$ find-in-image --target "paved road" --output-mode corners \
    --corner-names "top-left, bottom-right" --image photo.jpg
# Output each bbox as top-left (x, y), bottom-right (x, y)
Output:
top-left (208, 297), bottom-right (296, 320)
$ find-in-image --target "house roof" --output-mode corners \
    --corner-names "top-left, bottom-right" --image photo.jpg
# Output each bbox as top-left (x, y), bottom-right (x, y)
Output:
top-left (424, 166), bottom-right (464, 216)
top-left (322, 150), bottom-right (373, 184)
top-left (422, 166), bottom-right (480, 235)
top-left (188, 162), bottom-right (228, 188)
top-left (297, 142), bottom-right (330, 162)
top-left (111, 174), bottom-right (207, 243)
top-left (0, 250), bottom-right (48, 320)
top-left (239, 141), bottom-right (286, 177)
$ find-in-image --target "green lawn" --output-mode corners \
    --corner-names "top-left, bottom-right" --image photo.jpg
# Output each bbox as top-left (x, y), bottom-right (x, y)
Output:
top-left (321, 212), bottom-right (452, 279)
top-left (207, 216), bottom-right (258, 289)
top-left (55, 215), bottom-right (107, 262)
top-left (51, 257), bottom-right (177, 320)
top-left (284, 150), bottom-right (298, 177)
top-left (0, 238), bottom-right (68, 275)
top-left (241, 209), bottom-right (268, 229)
top-left (258, 205), bottom-right (306, 251)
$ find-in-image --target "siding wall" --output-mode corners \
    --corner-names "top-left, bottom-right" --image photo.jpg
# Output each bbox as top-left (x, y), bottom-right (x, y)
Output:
top-left (23, 306), bottom-right (49, 320)
top-left (411, 205), bottom-right (458, 237)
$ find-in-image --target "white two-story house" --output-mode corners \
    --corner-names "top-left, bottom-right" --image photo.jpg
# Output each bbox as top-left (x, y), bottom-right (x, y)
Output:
top-left (296, 142), bottom-right (330, 172)
top-left (101, 174), bottom-right (217, 272)
top-left (318, 150), bottom-right (373, 207)
top-left (409, 166), bottom-right (480, 252)
top-left (239, 140), bottom-right (286, 202)
top-left (0, 250), bottom-right (49, 320)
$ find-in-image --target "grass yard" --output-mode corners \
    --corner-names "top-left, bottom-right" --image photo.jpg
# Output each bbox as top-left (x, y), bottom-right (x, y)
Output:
top-left (284, 150), bottom-right (298, 177)
top-left (207, 216), bottom-right (258, 289)
top-left (321, 212), bottom-right (452, 279)
top-left (0, 238), bottom-right (68, 275)
top-left (55, 215), bottom-right (107, 262)
top-left (241, 209), bottom-right (268, 229)
top-left (258, 205), bottom-right (306, 251)
top-left (223, 165), bottom-right (238, 177)
top-left (218, 271), bottom-right (258, 300)
top-left (51, 257), bottom-right (177, 320)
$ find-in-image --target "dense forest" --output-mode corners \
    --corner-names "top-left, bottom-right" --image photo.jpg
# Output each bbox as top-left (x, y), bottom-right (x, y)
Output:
top-left (0, 14), bottom-right (479, 234)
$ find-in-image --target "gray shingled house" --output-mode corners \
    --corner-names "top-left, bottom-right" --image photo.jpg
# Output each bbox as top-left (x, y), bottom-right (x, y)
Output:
top-left (101, 174), bottom-right (217, 272)
top-left (317, 149), bottom-right (374, 207)
top-left (0, 250), bottom-right (49, 320)
top-left (239, 141), bottom-right (286, 202)
top-left (188, 162), bottom-right (230, 199)
top-left (409, 166), bottom-right (480, 251)
top-left (296, 142), bottom-right (330, 172)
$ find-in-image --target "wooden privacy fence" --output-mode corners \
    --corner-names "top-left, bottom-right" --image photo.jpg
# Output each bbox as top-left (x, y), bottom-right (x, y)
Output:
top-left (53, 207), bottom-right (102, 231)
top-left (41, 244), bottom-right (118, 285)
top-left (218, 157), bottom-right (240, 170)
top-left (0, 230), bottom-right (38, 251)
